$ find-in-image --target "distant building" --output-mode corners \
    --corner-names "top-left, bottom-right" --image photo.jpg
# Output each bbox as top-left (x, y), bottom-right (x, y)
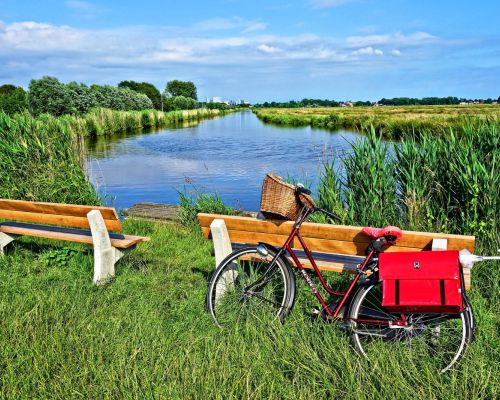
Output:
top-left (212, 96), bottom-right (222, 103)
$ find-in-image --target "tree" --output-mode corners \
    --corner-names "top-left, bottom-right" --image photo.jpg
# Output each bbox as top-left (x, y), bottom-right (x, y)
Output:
top-left (0, 85), bottom-right (28, 114)
top-left (165, 80), bottom-right (197, 100)
top-left (67, 82), bottom-right (97, 114)
top-left (163, 95), bottom-right (197, 111)
top-left (28, 76), bottom-right (73, 116)
top-left (0, 84), bottom-right (17, 95)
top-left (118, 81), bottom-right (162, 109)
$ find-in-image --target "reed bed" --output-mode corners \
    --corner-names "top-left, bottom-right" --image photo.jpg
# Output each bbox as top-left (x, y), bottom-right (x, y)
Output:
top-left (254, 104), bottom-right (500, 138)
top-left (0, 107), bottom-right (221, 204)
top-left (0, 111), bottom-right (99, 205)
top-left (67, 107), bottom-right (221, 138)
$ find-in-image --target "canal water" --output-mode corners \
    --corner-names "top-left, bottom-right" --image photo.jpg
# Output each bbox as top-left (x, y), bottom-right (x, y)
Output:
top-left (85, 110), bottom-right (364, 211)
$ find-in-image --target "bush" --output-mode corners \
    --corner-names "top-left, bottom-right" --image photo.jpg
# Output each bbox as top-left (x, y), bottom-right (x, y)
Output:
top-left (28, 76), bottom-right (73, 116)
top-left (118, 81), bottom-right (162, 109)
top-left (0, 85), bottom-right (28, 115)
top-left (164, 95), bottom-right (197, 111)
top-left (66, 82), bottom-right (97, 114)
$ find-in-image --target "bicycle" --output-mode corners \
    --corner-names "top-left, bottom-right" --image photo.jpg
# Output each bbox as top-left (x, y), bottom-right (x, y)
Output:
top-left (206, 181), bottom-right (496, 372)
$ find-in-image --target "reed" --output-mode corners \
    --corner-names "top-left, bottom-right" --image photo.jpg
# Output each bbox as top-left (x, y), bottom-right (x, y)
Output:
top-left (316, 122), bottom-right (499, 245)
top-left (0, 111), bottom-right (100, 205)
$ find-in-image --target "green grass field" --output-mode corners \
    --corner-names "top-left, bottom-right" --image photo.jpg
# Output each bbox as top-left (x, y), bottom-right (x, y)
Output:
top-left (1, 219), bottom-right (498, 399)
top-left (254, 104), bottom-right (500, 138)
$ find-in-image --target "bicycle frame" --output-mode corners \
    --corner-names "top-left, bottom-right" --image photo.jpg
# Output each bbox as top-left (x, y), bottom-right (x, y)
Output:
top-left (283, 218), bottom-right (375, 319)
top-left (249, 207), bottom-right (379, 321)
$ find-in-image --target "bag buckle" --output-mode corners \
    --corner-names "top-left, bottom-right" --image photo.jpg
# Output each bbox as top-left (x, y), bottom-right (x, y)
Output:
top-left (414, 261), bottom-right (420, 269)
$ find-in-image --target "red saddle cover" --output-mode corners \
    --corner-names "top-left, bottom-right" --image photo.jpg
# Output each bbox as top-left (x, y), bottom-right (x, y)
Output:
top-left (378, 250), bottom-right (463, 314)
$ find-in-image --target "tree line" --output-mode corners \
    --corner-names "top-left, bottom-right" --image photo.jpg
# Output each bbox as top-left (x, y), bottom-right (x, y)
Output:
top-left (0, 77), bottom-right (203, 117)
top-left (254, 96), bottom-right (500, 108)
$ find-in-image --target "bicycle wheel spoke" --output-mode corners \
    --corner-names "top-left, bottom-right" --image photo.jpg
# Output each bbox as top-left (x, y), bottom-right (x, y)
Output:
top-left (349, 282), bottom-right (470, 372)
top-left (208, 247), bottom-right (291, 328)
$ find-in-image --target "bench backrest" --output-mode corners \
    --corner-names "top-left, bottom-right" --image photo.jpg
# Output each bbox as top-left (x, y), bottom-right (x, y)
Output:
top-left (0, 199), bottom-right (122, 232)
top-left (198, 213), bottom-right (476, 255)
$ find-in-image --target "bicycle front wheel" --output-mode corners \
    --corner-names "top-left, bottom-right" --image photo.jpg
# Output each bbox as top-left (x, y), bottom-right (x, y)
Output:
top-left (348, 282), bottom-right (472, 372)
top-left (206, 246), bottom-right (295, 328)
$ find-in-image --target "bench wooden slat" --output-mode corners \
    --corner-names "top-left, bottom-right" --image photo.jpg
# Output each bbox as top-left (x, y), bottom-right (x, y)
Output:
top-left (198, 214), bottom-right (475, 253)
top-left (202, 226), bottom-right (457, 256)
top-left (0, 224), bottom-right (148, 249)
top-left (0, 209), bottom-right (122, 232)
top-left (0, 199), bottom-right (119, 220)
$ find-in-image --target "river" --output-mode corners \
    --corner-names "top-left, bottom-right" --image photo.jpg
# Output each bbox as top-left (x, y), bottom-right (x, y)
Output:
top-left (85, 110), bottom-right (365, 211)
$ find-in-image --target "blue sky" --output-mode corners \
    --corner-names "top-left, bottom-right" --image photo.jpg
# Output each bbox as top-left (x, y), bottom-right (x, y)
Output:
top-left (0, 0), bottom-right (499, 102)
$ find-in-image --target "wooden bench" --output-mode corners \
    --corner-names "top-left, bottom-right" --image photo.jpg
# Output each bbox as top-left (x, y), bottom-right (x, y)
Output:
top-left (0, 199), bottom-right (150, 284)
top-left (198, 213), bottom-right (475, 290)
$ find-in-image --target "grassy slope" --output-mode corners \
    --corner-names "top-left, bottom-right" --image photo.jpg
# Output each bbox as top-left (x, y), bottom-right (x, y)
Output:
top-left (0, 219), bottom-right (498, 399)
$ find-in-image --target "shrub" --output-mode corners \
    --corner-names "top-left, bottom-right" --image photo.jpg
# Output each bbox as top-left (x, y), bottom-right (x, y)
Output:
top-left (66, 82), bottom-right (97, 114)
top-left (28, 76), bottom-right (73, 116)
top-left (0, 85), bottom-right (28, 115)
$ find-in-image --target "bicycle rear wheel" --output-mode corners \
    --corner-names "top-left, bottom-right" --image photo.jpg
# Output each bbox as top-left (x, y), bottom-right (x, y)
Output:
top-left (348, 282), bottom-right (472, 372)
top-left (206, 246), bottom-right (295, 328)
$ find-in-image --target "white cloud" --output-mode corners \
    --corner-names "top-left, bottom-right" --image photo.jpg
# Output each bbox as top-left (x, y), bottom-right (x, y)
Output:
top-left (346, 32), bottom-right (436, 48)
top-left (352, 46), bottom-right (384, 56)
top-left (0, 19), bottom-right (447, 89)
top-left (194, 17), bottom-right (268, 34)
top-left (257, 44), bottom-right (280, 54)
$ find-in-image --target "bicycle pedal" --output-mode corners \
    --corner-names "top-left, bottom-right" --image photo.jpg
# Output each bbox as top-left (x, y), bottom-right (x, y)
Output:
top-left (310, 308), bottom-right (321, 319)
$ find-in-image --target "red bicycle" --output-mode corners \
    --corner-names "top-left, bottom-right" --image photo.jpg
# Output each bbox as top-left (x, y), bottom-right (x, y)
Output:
top-left (206, 184), bottom-right (478, 372)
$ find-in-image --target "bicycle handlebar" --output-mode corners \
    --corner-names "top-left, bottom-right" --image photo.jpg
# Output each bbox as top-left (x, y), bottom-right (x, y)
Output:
top-left (315, 208), bottom-right (342, 223)
top-left (295, 184), bottom-right (341, 222)
top-left (459, 250), bottom-right (500, 269)
top-left (295, 184), bottom-right (312, 195)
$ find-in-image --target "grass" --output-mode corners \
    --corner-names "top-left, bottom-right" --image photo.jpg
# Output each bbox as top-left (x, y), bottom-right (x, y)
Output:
top-left (178, 190), bottom-right (242, 226)
top-left (0, 218), bottom-right (498, 398)
top-left (253, 104), bottom-right (500, 139)
top-left (0, 112), bottom-right (99, 205)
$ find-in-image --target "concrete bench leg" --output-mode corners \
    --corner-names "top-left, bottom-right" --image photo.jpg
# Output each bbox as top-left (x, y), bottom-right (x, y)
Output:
top-left (210, 219), bottom-right (237, 304)
top-left (0, 232), bottom-right (17, 255)
top-left (87, 210), bottom-right (125, 285)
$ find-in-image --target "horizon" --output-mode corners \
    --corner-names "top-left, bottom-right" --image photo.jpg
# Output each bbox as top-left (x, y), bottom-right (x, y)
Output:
top-left (1, 0), bottom-right (499, 102)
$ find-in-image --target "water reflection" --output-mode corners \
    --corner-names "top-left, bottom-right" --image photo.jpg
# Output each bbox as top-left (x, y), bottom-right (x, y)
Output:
top-left (85, 110), bottom-right (365, 211)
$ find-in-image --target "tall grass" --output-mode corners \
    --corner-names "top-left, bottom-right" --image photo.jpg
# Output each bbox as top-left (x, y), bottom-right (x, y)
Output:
top-left (315, 122), bottom-right (499, 303)
top-left (0, 111), bottom-right (99, 205)
top-left (67, 107), bottom-right (222, 138)
top-left (316, 123), bottom-right (499, 238)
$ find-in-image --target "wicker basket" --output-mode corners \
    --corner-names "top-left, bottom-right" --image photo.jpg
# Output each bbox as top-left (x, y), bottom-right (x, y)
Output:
top-left (260, 174), bottom-right (316, 220)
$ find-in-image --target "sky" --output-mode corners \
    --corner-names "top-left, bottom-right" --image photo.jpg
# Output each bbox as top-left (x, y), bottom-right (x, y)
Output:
top-left (0, 0), bottom-right (499, 102)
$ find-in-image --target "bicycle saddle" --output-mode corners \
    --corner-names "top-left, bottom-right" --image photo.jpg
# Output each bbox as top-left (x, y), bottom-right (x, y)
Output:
top-left (362, 226), bottom-right (403, 241)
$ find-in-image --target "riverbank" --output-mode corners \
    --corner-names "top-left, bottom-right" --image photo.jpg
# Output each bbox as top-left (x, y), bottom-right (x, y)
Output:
top-left (0, 108), bottom-right (226, 205)
top-left (0, 218), bottom-right (498, 398)
top-left (253, 104), bottom-right (500, 138)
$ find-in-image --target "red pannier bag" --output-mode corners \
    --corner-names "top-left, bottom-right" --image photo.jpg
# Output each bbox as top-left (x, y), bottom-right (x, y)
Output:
top-left (378, 250), bottom-right (463, 314)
